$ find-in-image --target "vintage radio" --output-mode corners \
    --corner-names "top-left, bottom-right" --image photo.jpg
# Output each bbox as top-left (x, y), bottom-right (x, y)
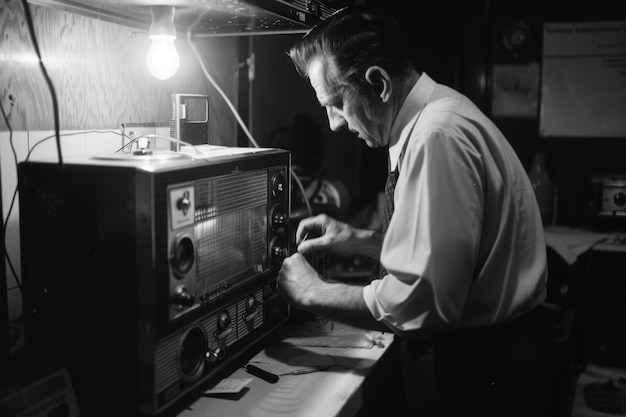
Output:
top-left (19, 147), bottom-right (290, 415)
top-left (585, 175), bottom-right (626, 230)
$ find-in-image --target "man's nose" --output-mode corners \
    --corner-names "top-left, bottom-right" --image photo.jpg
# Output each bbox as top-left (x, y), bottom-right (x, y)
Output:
top-left (327, 108), bottom-right (346, 132)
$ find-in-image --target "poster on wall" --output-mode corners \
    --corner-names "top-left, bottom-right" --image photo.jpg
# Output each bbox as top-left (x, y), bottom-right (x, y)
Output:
top-left (491, 63), bottom-right (540, 117)
top-left (540, 21), bottom-right (626, 138)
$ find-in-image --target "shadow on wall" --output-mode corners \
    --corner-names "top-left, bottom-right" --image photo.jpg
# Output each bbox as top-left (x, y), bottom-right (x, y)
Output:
top-left (265, 114), bottom-right (349, 220)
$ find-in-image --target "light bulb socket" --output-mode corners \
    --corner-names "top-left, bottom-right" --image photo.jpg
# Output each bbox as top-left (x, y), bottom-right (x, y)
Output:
top-left (149, 6), bottom-right (176, 39)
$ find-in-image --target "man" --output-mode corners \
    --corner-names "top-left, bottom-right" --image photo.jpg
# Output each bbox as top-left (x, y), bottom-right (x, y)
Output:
top-left (277, 7), bottom-right (554, 417)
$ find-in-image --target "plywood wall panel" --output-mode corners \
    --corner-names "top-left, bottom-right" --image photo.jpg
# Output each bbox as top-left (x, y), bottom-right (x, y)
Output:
top-left (0, 0), bottom-right (239, 145)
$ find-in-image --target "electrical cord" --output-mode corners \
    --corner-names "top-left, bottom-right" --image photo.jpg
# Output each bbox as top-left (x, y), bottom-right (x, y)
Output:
top-left (25, 130), bottom-right (127, 160)
top-left (114, 133), bottom-right (200, 155)
top-left (10, 0), bottom-right (64, 294)
top-left (186, 11), bottom-right (313, 217)
top-left (187, 11), bottom-right (260, 149)
top-left (19, 0), bottom-right (63, 169)
top-left (0, 100), bottom-right (21, 292)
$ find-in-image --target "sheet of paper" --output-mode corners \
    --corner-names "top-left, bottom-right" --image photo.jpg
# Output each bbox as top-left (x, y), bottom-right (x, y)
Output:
top-left (204, 378), bottom-right (253, 395)
top-left (544, 226), bottom-right (614, 264)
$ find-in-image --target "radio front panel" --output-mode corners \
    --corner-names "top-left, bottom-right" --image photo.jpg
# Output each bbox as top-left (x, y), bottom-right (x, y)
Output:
top-left (167, 169), bottom-right (274, 322)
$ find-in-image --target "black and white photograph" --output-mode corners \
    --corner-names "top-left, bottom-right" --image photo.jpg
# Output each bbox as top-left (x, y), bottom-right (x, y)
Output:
top-left (1, 1), bottom-right (626, 416)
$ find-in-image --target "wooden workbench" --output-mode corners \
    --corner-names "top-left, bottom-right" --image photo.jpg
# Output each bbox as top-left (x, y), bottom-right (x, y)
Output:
top-left (177, 321), bottom-right (400, 417)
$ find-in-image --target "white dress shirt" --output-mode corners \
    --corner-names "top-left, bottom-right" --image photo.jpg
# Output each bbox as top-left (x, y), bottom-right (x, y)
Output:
top-left (363, 73), bottom-right (547, 338)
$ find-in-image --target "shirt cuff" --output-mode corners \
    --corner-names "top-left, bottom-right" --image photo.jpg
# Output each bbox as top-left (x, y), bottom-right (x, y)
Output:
top-left (363, 280), bottom-right (385, 323)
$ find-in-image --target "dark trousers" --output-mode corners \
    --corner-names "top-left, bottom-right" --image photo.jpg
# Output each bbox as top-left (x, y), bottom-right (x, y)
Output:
top-left (397, 308), bottom-right (556, 417)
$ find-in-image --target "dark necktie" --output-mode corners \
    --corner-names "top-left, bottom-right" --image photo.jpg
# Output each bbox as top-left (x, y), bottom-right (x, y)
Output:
top-left (378, 163), bottom-right (399, 279)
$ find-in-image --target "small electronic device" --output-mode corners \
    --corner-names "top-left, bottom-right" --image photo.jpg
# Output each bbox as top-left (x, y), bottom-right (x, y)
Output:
top-left (0, 368), bottom-right (79, 417)
top-left (586, 175), bottom-right (626, 217)
top-left (170, 94), bottom-right (210, 151)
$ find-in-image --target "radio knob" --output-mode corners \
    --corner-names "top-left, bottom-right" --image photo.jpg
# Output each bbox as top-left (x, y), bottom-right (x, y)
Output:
top-left (176, 191), bottom-right (192, 215)
top-left (271, 173), bottom-right (286, 197)
top-left (270, 237), bottom-right (288, 264)
top-left (614, 192), bottom-right (626, 206)
top-left (205, 346), bottom-right (224, 362)
top-left (243, 295), bottom-right (260, 323)
top-left (272, 209), bottom-right (285, 225)
top-left (246, 295), bottom-right (257, 313)
top-left (217, 310), bottom-right (231, 330)
top-left (173, 286), bottom-right (195, 308)
top-left (271, 205), bottom-right (287, 233)
top-left (307, 1), bottom-right (321, 16)
top-left (272, 246), bottom-right (288, 258)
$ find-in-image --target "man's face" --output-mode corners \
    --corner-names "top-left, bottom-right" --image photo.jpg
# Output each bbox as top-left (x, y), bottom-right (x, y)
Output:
top-left (307, 57), bottom-right (386, 148)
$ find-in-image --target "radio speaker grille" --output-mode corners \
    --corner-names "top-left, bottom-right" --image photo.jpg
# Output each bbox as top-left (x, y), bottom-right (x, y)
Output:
top-left (194, 171), bottom-right (268, 289)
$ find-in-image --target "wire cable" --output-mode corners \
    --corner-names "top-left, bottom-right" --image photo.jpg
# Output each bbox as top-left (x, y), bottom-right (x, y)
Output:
top-left (19, 0), bottom-right (63, 169)
top-left (186, 12), bottom-right (313, 217)
top-left (114, 133), bottom-right (201, 156)
top-left (187, 12), bottom-right (259, 149)
top-left (25, 130), bottom-right (126, 161)
top-left (0, 100), bottom-right (22, 291)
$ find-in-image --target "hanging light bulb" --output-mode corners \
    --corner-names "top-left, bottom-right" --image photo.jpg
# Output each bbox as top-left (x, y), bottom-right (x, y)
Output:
top-left (146, 6), bottom-right (179, 80)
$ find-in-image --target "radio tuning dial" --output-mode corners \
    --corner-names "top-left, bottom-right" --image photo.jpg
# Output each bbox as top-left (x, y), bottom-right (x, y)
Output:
top-left (614, 192), bottom-right (625, 206)
top-left (271, 173), bottom-right (286, 197)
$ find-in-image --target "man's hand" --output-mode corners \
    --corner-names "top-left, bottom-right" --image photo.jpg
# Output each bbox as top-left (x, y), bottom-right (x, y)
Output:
top-left (296, 214), bottom-right (382, 260)
top-left (276, 253), bottom-right (390, 332)
top-left (296, 214), bottom-right (360, 256)
top-left (276, 252), bottom-right (322, 310)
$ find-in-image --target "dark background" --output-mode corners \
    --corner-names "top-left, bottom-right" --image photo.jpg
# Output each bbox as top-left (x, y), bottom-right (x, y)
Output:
top-left (246, 0), bottom-right (626, 227)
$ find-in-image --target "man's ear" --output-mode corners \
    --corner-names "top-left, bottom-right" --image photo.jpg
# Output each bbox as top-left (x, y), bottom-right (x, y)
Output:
top-left (365, 66), bottom-right (392, 102)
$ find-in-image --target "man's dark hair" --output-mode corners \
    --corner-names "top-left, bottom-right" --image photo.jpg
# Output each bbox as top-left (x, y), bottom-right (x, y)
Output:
top-left (288, 7), bottom-right (414, 91)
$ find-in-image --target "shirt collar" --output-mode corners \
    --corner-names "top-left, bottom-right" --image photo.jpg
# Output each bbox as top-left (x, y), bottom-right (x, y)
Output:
top-left (388, 73), bottom-right (437, 171)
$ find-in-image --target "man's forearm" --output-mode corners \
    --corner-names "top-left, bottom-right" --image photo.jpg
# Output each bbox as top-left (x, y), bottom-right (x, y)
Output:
top-left (301, 280), bottom-right (390, 332)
